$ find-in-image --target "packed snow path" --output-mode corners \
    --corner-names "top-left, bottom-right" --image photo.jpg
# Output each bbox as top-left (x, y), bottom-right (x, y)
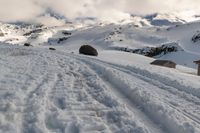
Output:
top-left (0, 46), bottom-right (200, 133)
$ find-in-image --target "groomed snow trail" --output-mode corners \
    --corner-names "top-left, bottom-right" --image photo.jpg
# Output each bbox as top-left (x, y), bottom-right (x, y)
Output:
top-left (75, 55), bottom-right (200, 133)
top-left (0, 46), bottom-right (200, 133)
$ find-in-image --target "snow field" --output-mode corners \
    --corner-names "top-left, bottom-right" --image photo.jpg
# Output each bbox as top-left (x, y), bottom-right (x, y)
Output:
top-left (75, 53), bottom-right (200, 133)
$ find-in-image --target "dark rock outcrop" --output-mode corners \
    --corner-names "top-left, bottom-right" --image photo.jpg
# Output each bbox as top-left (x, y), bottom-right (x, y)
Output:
top-left (24, 43), bottom-right (32, 47)
top-left (115, 42), bottom-right (182, 57)
top-left (0, 33), bottom-right (4, 37)
top-left (62, 31), bottom-right (72, 35)
top-left (192, 31), bottom-right (200, 43)
top-left (79, 45), bottom-right (98, 56)
top-left (23, 29), bottom-right (43, 36)
top-left (150, 60), bottom-right (176, 68)
top-left (49, 47), bottom-right (56, 50)
top-left (58, 37), bottom-right (69, 43)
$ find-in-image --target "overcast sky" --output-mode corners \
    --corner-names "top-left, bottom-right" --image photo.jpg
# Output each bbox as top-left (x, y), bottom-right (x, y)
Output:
top-left (0, 0), bottom-right (199, 22)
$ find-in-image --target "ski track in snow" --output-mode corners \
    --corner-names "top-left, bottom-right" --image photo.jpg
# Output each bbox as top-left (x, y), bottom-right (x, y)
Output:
top-left (72, 54), bottom-right (200, 133)
top-left (0, 47), bottom-right (200, 133)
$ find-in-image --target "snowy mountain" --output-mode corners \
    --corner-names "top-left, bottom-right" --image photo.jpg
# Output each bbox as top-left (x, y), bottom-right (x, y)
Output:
top-left (144, 13), bottom-right (186, 26)
top-left (1, 15), bottom-right (200, 68)
top-left (1, 13), bottom-right (200, 133)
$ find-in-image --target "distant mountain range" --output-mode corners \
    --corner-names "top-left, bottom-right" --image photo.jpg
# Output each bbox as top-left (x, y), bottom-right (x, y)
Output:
top-left (2, 10), bottom-right (200, 28)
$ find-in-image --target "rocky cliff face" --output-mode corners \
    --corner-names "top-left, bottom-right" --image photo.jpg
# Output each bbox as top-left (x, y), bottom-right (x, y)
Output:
top-left (114, 42), bottom-right (183, 57)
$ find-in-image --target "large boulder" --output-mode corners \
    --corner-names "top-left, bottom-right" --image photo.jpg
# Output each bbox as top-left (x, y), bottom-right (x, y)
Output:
top-left (0, 32), bottom-right (4, 37)
top-left (24, 43), bottom-right (32, 47)
top-left (79, 45), bottom-right (98, 56)
top-left (150, 60), bottom-right (176, 68)
top-left (49, 47), bottom-right (56, 51)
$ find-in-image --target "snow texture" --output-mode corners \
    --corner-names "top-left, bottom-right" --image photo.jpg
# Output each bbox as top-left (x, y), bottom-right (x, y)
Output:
top-left (0, 18), bottom-right (200, 133)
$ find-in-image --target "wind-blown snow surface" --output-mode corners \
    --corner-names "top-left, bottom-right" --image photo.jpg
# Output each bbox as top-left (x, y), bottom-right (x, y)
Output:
top-left (0, 43), bottom-right (200, 133)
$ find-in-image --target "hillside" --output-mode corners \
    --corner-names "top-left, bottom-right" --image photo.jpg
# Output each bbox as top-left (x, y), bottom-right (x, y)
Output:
top-left (0, 14), bottom-right (200, 133)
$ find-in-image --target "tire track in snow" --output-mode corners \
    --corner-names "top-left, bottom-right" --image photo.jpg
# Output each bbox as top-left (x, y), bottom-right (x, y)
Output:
top-left (44, 55), bottom-right (112, 133)
top-left (21, 52), bottom-right (58, 133)
top-left (101, 62), bottom-right (200, 126)
top-left (74, 55), bottom-right (200, 117)
top-left (75, 59), bottom-right (162, 133)
top-left (102, 62), bottom-right (200, 126)
top-left (75, 55), bottom-right (200, 133)
top-left (0, 49), bottom-right (51, 133)
top-left (22, 73), bottom-right (57, 133)
top-left (81, 56), bottom-right (200, 102)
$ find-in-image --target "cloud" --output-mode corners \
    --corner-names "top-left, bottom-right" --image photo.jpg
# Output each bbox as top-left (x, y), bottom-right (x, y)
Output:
top-left (34, 15), bottom-right (66, 27)
top-left (0, 0), bottom-right (199, 22)
top-left (0, 0), bottom-right (44, 21)
top-left (124, 0), bottom-right (200, 14)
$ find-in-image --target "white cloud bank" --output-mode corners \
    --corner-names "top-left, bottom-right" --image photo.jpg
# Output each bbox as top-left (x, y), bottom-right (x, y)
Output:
top-left (0, 0), bottom-right (199, 22)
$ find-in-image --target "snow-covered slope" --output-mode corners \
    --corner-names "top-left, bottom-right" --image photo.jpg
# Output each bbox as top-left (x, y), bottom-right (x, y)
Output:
top-left (1, 14), bottom-right (200, 133)
top-left (45, 21), bottom-right (200, 68)
top-left (144, 12), bottom-right (199, 26)
top-left (0, 43), bottom-right (200, 133)
top-left (2, 18), bottom-right (200, 68)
